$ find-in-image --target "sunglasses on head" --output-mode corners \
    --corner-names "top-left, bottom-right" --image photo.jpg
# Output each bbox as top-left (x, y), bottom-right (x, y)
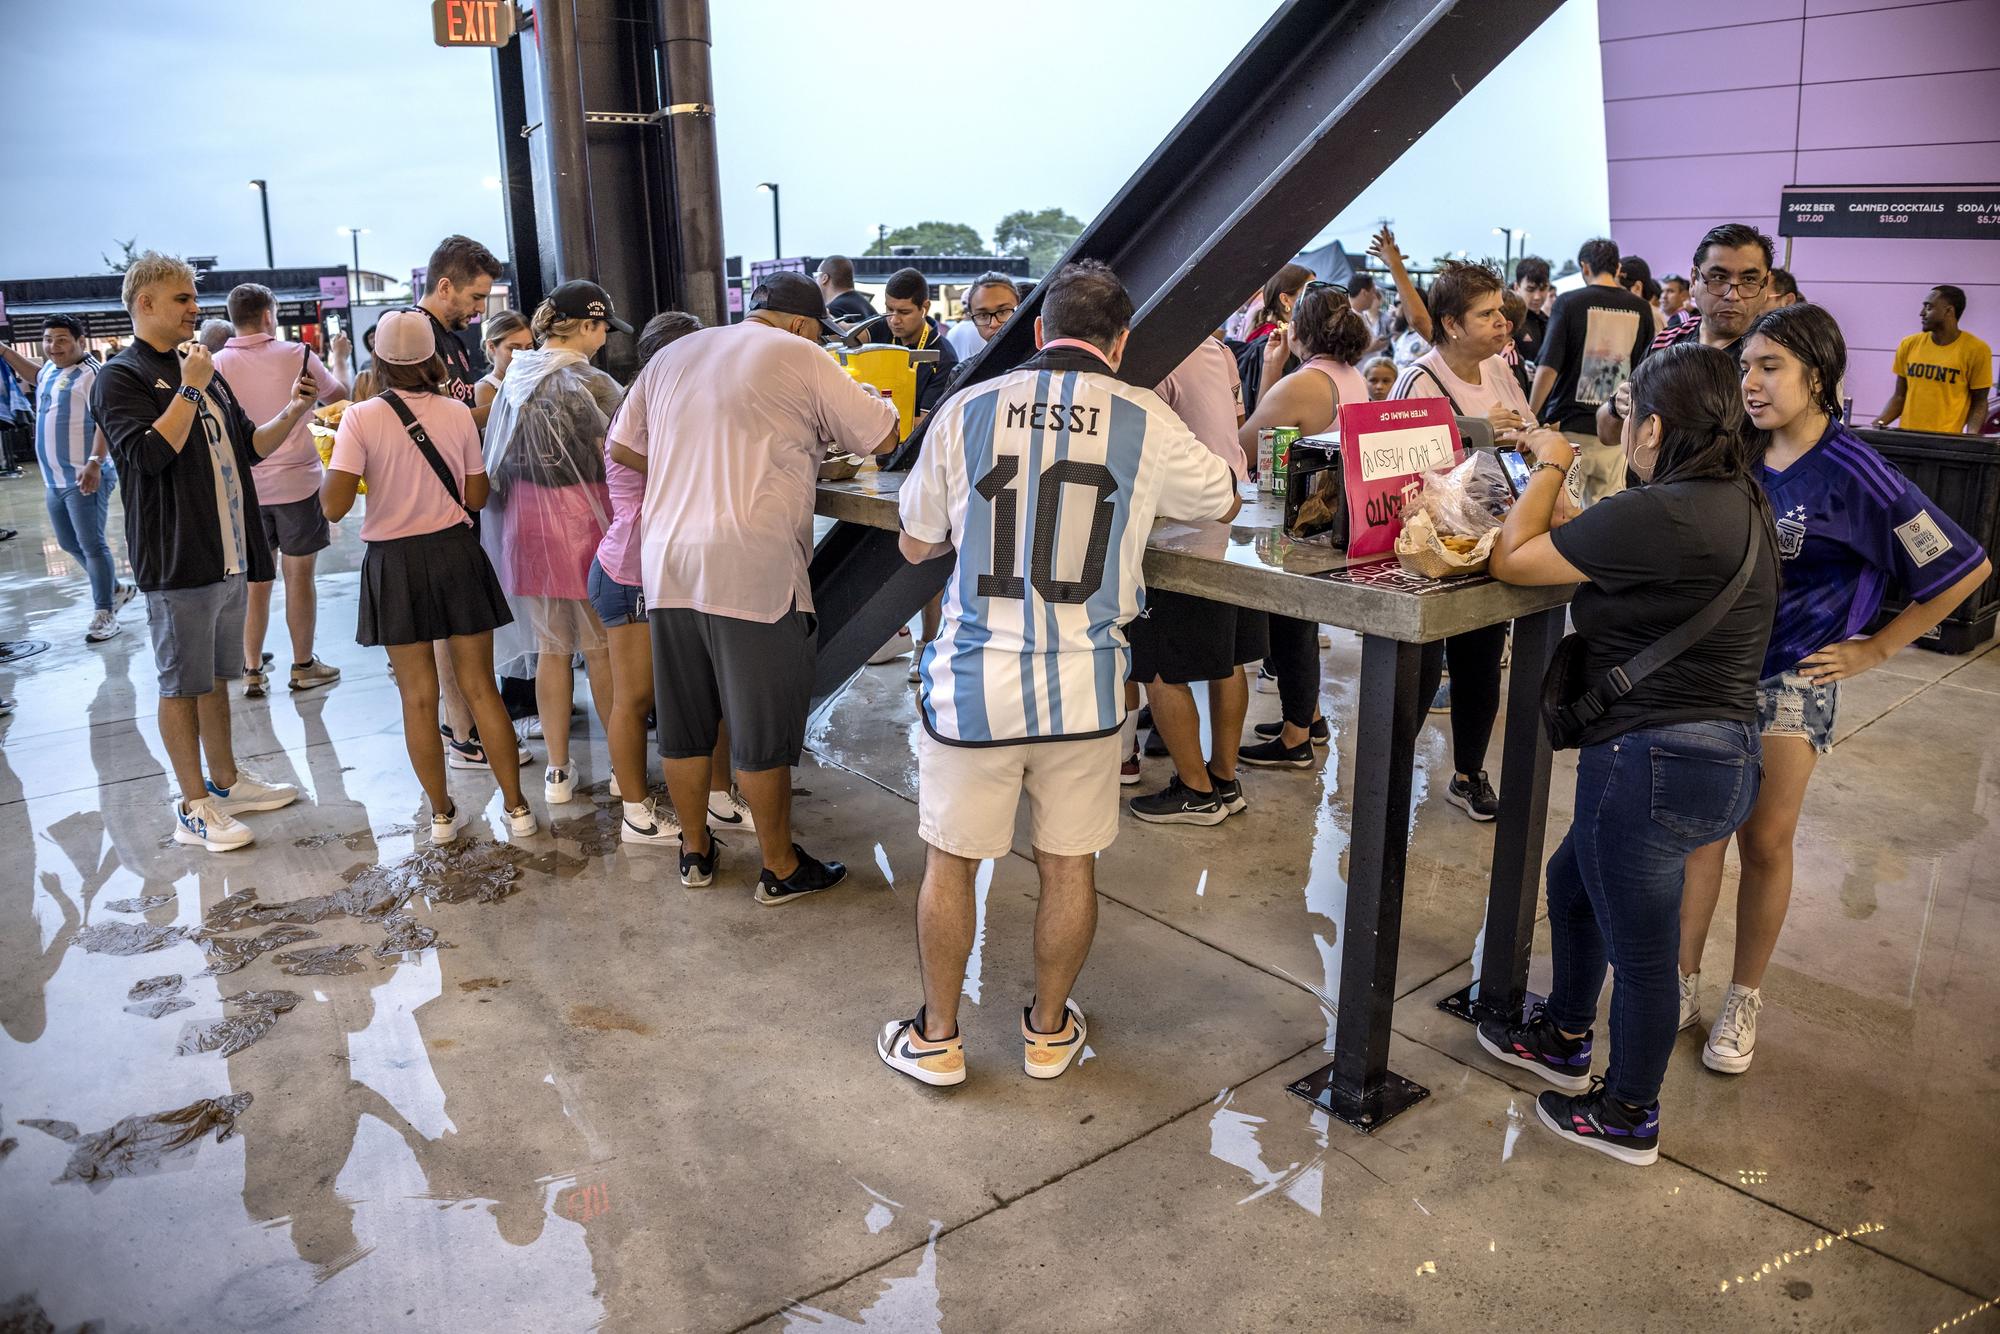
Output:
top-left (1300, 280), bottom-right (1350, 299)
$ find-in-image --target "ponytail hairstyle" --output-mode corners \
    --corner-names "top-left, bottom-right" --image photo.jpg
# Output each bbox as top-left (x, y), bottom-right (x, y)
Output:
top-left (1744, 301), bottom-right (1846, 427)
top-left (1292, 283), bottom-right (1369, 364)
top-left (530, 298), bottom-right (591, 345)
top-left (1627, 342), bottom-right (1777, 544)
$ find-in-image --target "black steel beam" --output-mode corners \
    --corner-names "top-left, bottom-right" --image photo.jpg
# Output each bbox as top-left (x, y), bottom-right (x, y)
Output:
top-left (945, 0), bottom-right (1565, 398)
top-left (655, 0), bottom-right (728, 328)
top-left (807, 524), bottom-right (952, 710)
top-left (492, 40), bottom-right (548, 316)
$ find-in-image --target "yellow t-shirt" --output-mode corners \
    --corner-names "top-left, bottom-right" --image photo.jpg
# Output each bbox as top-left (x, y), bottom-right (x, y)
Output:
top-left (1894, 331), bottom-right (1993, 433)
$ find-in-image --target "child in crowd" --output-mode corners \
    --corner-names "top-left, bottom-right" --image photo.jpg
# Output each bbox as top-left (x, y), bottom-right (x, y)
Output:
top-left (321, 310), bottom-right (538, 844)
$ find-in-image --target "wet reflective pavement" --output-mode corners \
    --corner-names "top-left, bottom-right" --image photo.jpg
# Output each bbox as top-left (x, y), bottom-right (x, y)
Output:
top-left (2, 480), bottom-right (1996, 1331)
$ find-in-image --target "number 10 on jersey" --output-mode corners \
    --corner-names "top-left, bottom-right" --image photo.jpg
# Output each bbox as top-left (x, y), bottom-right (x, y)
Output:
top-left (973, 456), bottom-right (1119, 605)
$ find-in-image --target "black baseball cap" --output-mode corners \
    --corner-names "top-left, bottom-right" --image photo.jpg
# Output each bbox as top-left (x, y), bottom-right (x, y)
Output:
top-left (549, 279), bottom-right (633, 334)
top-left (748, 271), bottom-right (850, 341)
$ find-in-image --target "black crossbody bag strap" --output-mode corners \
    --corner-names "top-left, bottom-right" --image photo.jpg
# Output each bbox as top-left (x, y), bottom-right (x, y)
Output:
top-left (380, 390), bottom-right (470, 518)
top-left (1565, 492), bottom-right (1761, 730)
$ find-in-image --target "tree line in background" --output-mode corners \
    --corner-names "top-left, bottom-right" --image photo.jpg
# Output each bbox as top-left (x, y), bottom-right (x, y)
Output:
top-left (871, 208), bottom-right (1086, 278)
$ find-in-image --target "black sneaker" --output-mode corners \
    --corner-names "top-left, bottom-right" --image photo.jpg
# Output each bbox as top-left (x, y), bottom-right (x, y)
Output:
top-left (1535, 1080), bottom-right (1660, 1166)
top-left (1239, 736), bottom-right (1314, 769)
top-left (680, 831), bottom-right (722, 888)
top-left (1475, 1004), bottom-right (1593, 1092)
top-left (1130, 776), bottom-right (1226, 826)
top-left (1208, 769), bottom-right (1247, 816)
top-left (1143, 729), bottom-right (1171, 757)
top-left (1446, 771), bottom-right (1500, 822)
top-left (754, 844), bottom-right (846, 906)
top-left (1254, 717), bottom-right (1329, 745)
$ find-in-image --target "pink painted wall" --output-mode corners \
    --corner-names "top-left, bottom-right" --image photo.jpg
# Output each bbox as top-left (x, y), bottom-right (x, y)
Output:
top-left (1598, 0), bottom-right (2000, 418)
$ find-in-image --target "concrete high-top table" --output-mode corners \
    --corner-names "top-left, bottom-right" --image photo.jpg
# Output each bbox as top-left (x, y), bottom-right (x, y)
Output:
top-left (813, 470), bottom-right (1575, 1131)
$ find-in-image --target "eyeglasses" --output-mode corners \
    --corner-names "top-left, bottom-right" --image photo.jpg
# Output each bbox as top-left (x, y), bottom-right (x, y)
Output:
top-left (969, 306), bottom-right (1017, 326)
top-left (1700, 271), bottom-right (1768, 297)
top-left (1301, 280), bottom-right (1350, 298)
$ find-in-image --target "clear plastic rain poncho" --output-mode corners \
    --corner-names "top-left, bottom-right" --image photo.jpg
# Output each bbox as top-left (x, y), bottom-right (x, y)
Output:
top-left (479, 347), bottom-right (621, 676)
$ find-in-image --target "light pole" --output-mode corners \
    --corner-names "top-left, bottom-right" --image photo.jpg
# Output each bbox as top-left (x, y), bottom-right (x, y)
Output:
top-left (338, 226), bottom-right (369, 300)
top-left (756, 182), bottom-right (781, 260)
top-left (875, 223), bottom-right (887, 256)
top-left (248, 180), bottom-right (274, 268)
top-left (1492, 226), bottom-right (1513, 277)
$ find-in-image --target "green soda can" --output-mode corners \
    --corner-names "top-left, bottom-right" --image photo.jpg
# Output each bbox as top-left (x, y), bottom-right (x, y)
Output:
top-left (1270, 426), bottom-right (1300, 495)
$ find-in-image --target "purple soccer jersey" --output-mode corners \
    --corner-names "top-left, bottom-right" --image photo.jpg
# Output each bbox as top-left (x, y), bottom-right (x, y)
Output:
top-left (1760, 421), bottom-right (1986, 677)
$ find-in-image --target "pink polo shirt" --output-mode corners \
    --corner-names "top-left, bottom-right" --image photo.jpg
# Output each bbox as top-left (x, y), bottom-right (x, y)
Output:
top-left (328, 392), bottom-right (484, 542)
top-left (1155, 337), bottom-right (1249, 480)
top-left (611, 319), bottom-right (897, 622)
top-left (215, 333), bottom-right (346, 505)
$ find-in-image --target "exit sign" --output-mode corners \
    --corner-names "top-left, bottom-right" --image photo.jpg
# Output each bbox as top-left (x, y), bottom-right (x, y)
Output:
top-left (432, 0), bottom-right (517, 47)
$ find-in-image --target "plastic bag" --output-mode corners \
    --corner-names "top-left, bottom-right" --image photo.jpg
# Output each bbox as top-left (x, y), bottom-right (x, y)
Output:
top-left (1415, 451), bottom-right (1511, 538)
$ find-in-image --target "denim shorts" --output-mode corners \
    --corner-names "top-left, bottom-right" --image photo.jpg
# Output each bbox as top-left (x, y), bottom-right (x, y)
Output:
top-left (1755, 670), bottom-right (1837, 754)
top-left (146, 575), bottom-right (248, 697)
top-left (586, 557), bottom-right (644, 629)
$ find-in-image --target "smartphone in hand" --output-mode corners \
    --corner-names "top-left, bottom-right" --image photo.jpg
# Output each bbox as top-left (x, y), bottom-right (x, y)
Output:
top-left (1497, 448), bottom-right (1534, 497)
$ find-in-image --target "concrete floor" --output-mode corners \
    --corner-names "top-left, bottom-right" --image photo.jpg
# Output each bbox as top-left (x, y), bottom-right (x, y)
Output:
top-left (0, 476), bottom-right (1995, 1333)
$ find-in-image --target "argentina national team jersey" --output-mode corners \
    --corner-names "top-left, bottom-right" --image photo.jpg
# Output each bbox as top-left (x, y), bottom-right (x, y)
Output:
top-left (899, 345), bottom-right (1238, 745)
top-left (35, 360), bottom-right (100, 489)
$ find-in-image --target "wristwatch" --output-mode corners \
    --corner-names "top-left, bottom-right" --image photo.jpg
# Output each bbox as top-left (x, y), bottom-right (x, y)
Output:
top-left (176, 384), bottom-right (203, 407)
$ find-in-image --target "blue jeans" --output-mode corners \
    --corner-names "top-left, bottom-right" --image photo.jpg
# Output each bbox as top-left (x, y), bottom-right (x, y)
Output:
top-left (45, 471), bottom-right (119, 610)
top-left (1545, 720), bottom-right (1761, 1106)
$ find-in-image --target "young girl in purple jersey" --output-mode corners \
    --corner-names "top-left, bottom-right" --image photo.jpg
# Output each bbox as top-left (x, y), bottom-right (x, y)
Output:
top-left (1680, 303), bottom-right (1991, 1075)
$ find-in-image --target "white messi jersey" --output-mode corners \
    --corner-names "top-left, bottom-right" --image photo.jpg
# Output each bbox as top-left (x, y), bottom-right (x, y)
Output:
top-left (899, 350), bottom-right (1237, 745)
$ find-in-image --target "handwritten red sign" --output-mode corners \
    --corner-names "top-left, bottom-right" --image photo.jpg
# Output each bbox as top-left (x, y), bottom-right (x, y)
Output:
top-left (1337, 397), bottom-right (1463, 557)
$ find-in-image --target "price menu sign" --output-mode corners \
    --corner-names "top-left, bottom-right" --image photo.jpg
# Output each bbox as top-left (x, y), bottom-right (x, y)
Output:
top-left (432, 0), bottom-right (518, 47)
top-left (1779, 186), bottom-right (2000, 241)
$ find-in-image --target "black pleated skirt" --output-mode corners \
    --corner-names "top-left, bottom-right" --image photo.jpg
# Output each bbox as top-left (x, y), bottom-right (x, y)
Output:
top-left (357, 523), bottom-right (514, 647)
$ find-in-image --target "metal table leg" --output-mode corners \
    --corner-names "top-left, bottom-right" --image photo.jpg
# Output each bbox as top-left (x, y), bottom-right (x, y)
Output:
top-left (1288, 633), bottom-right (1428, 1132)
top-left (1438, 605), bottom-right (1564, 1027)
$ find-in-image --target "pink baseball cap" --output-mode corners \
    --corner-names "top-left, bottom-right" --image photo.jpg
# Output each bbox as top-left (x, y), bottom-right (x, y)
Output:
top-left (373, 309), bottom-right (437, 365)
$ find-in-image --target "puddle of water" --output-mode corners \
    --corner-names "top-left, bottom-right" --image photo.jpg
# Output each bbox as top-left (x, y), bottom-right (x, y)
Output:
top-left (784, 1221), bottom-right (944, 1331)
top-left (175, 990), bottom-right (303, 1057)
top-left (105, 894), bottom-right (176, 914)
top-left (21, 1093), bottom-right (253, 1188)
top-left (73, 920), bottom-right (189, 956)
top-left (200, 925), bottom-right (320, 976)
top-left (277, 943), bottom-right (373, 977)
top-left (1502, 1099), bottom-right (1524, 1163)
top-left (961, 861), bottom-right (993, 1005)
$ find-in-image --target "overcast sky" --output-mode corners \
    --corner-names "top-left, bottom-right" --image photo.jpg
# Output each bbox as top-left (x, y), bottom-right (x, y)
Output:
top-left (2, 0), bottom-right (1605, 285)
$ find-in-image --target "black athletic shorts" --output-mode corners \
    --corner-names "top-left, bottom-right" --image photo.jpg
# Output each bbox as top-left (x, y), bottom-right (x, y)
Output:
top-left (256, 494), bottom-right (333, 562)
top-left (649, 605), bottom-right (817, 772)
top-left (1127, 589), bottom-right (1269, 685)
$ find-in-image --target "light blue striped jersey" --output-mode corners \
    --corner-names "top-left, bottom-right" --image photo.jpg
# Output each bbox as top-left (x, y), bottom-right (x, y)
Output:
top-left (899, 348), bottom-right (1238, 745)
top-left (35, 359), bottom-right (102, 490)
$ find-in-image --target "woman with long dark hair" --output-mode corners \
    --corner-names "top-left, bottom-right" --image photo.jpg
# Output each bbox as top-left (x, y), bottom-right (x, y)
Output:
top-left (1476, 342), bottom-right (1779, 1165)
top-left (1679, 304), bottom-right (1989, 1073)
top-left (1236, 282), bottom-right (1371, 767)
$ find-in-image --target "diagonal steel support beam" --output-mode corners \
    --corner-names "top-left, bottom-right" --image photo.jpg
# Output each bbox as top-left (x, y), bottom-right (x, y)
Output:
top-left (944, 0), bottom-right (1565, 397)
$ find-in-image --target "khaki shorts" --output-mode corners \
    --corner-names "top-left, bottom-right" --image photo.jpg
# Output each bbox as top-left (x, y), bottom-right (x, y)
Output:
top-left (918, 729), bottom-right (1122, 860)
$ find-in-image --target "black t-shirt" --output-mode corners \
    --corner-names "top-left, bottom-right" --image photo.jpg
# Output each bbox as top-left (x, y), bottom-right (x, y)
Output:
top-left (1549, 478), bottom-right (1778, 747)
top-left (422, 306), bottom-right (480, 410)
top-left (827, 290), bottom-right (876, 326)
top-left (1537, 285), bottom-right (1656, 434)
top-left (1513, 307), bottom-right (1548, 367)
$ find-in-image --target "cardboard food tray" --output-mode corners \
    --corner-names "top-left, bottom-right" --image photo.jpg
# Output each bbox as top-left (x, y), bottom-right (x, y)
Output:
top-left (1395, 509), bottom-right (1495, 578)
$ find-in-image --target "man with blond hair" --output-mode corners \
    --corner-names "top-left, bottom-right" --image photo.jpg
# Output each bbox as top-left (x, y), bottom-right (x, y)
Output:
top-left (92, 253), bottom-right (322, 851)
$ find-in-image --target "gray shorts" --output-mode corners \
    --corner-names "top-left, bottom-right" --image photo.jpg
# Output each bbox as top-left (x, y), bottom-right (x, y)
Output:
top-left (147, 575), bottom-right (249, 697)
top-left (649, 605), bottom-right (816, 773)
top-left (257, 495), bottom-right (332, 561)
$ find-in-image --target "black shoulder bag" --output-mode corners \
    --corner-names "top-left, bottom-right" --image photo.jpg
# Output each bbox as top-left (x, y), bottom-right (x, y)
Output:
top-left (1541, 509), bottom-right (1760, 751)
top-left (380, 390), bottom-right (472, 519)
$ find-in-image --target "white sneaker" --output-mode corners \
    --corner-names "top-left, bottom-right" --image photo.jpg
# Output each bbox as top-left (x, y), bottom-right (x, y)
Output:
top-left (908, 645), bottom-right (925, 685)
top-left (505, 803), bottom-right (539, 838)
top-left (620, 797), bottom-right (681, 845)
top-left (1318, 630), bottom-right (1332, 648)
top-left (206, 770), bottom-right (299, 816)
top-left (544, 765), bottom-right (574, 804)
top-left (431, 801), bottom-right (464, 846)
top-left (521, 716), bottom-right (546, 740)
top-left (1255, 665), bottom-right (1279, 694)
top-left (114, 582), bottom-right (137, 613)
top-left (1702, 984), bottom-right (1762, 1074)
top-left (174, 798), bottom-right (254, 851)
top-left (1677, 971), bottom-right (1701, 1032)
top-left (85, 609), bottom-right (121, 642)
top-left (868, 626), bottom-right (914, 665)
top-left (707, 788), bottom-right (756, 833)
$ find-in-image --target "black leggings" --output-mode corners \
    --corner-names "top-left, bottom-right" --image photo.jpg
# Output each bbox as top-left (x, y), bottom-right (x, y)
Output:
top-left (1417, 621), bottom-right (1507, 777)
top-left (1266, 615), bottom-right (1322, 729)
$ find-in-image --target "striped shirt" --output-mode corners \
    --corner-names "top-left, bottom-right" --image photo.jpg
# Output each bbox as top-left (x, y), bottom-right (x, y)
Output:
top-left (1761, 419), bottom-right (1985, 676)
top-left (35, 359), bottom-right (102, 490)
top-left (900, 344), bottom-right (1238, 745)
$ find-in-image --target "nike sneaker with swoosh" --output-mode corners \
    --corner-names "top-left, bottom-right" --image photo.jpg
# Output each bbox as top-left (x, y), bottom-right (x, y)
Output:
top-left (1022, 999), bottom-right (1088, 1079)
top-left (877, 1010), bottom-right (967, 1087)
